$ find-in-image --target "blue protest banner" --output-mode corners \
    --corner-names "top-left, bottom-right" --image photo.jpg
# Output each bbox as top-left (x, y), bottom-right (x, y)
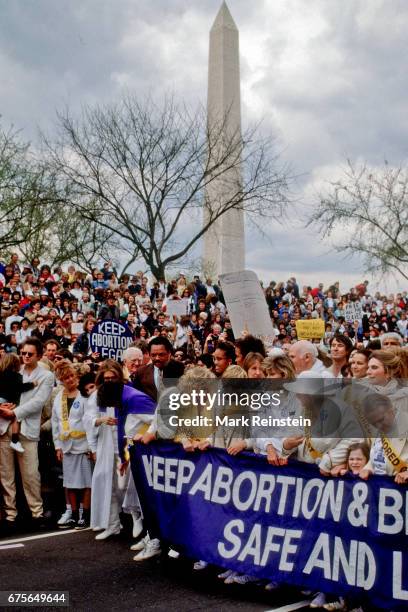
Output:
top-left (90, 319), bottom-right (132, 360)
top-left (130, 441), bottom-right (408, 610)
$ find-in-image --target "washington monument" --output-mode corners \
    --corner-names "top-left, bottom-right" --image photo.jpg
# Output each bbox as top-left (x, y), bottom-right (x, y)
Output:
top-left (203, 2), bottom-right (245, 277)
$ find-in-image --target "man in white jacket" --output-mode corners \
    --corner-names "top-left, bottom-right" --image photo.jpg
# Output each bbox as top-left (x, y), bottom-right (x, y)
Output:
top-left (0, 338), bottom-right (54, 530)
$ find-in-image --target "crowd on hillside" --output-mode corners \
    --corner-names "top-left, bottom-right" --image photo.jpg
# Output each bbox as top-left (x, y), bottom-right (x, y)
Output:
top-left (0, 253), bottom-right (407, 612)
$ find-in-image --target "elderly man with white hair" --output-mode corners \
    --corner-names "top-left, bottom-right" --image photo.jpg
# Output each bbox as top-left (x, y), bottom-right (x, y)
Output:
top-left (380, 332), bottom-right (403, 349)
top-left (287, 340), bottom-right (332, 378)
top-left (122, 346), bottom-right (143, 382)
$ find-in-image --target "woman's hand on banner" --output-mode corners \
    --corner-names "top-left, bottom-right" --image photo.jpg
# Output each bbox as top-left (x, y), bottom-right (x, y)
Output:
top-left (394, 470), bottom-right (408, 484)
top-left (133, 432), bottom-right (156, 444)
top-left (227, 440), bottom-right (247, 455)
top-left (330, 464), bottom-right (347, 477)
top-left (196, 439), bottom-right (210, 451)
top-left (319, 468), bottom-right (331, 477)
top-left (181, 437), bottom-right (196, 452)
top-left (266, 444), bottom-right (280, 465)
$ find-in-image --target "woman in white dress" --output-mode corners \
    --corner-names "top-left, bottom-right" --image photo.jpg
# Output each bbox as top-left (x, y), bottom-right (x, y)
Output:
top-left (85, 360), bottom-right (155, 541)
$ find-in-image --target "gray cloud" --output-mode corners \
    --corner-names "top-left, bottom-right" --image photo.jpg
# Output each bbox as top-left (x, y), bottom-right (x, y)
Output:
top-left (0, 0), bottom-right (406, 290)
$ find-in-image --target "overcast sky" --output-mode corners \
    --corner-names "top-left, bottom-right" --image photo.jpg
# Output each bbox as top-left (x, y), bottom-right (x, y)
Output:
top-left (1, 0), bottom-right (407, 292)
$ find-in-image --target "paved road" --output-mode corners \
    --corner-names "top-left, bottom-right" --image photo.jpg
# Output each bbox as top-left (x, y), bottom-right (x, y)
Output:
top-left (0, 529), bottom-right (310, 612)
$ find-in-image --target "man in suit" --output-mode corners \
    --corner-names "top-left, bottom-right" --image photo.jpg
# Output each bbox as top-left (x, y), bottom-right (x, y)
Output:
top-left (132, 336), bottom-right (184, 402)
top-left (129, 337), bottom-right (184, 561)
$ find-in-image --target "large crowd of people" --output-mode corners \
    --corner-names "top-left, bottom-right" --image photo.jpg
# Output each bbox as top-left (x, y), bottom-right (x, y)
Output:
top-left (0, 254), bottom-right (407, 612)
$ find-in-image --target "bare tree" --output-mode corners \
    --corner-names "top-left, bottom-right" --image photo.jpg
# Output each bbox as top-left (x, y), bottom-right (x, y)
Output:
top-left (17, 201), bottom-right (119, 273)
top-left (310, 160), bottom-right (408, 281)
top-left (0, 123), bottom-right (61, 251)
top-left (45, 95), bottom-right (291, 279)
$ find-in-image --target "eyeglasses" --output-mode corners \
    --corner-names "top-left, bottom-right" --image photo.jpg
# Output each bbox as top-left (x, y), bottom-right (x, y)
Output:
top-left (21, 351), bottom-right (36, 356)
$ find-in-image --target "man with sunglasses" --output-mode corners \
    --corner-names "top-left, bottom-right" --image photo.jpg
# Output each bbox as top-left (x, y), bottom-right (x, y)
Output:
top-left (0, 338), bottom-right (54, 532)
top-left (31, 315), bottom-right (54, 344)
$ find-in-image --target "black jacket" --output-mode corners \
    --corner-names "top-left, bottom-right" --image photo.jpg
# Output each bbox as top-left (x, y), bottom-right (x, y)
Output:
top-left (0, 371), bottom-right (35, 404)
top-left (98, 305), bottom-right (120, 321)
top-left (73, 332), bottom-right (90, 355)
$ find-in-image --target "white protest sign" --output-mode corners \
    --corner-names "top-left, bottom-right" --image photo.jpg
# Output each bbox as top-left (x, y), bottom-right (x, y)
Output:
top-left (71, 323), bottom-right (84, 335)
top-left (166, 298), bottom-right (189, 317)
top-left (344, 302), bottom-right (363, 323)
top-left (219, 270), bottom-right (275, 345)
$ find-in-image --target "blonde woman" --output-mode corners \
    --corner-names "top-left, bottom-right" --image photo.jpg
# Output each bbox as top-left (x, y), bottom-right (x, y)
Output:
top-left (256, 354), bottom-right (300, 592)
top-left (256, 354), bottom-right (300, 467)
top-left (366, 350), bottom-right (408, 413)
top-left (210, 365), bottom-right (249, 450)
top-left (383, 345), bottom-right (408, 379)
top-left (243, 352), bottom-right (265, 379)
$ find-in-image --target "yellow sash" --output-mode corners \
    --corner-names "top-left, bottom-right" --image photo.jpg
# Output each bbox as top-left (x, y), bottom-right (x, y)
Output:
top-left (305, 437), bottom-right (323, 460)
top-left (304, 408), bottom-right (323, 460)
top-left (123, 423), bottom-right (150, 462)
top-left (381, 436), bottom-right (408, 473)
top-left (59, 431), bottom-right (86, 441)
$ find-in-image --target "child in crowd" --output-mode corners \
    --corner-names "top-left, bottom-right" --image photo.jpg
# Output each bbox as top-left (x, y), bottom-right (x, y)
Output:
top-left (339, 442), bottom-right (370, 477)
top-left (0, 353), bottom-right (36, 453)
top-left (323, 443), bottom-right (371, 611)
top-left (51, 361), bottom-right (93, 529)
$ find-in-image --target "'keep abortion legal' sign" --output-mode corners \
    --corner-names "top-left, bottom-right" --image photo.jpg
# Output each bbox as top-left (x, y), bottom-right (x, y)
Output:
top-left (90, 319), bottom-right (133, 360)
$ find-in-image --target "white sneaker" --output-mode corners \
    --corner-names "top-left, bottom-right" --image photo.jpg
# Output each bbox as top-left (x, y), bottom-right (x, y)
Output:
top-left (218, 569), bottom-right (234, 580)
top-left (95, 526), bottom-right (120, 540)
top-left (193, 560), bottom-right (208, 571)
top-left (224, 571), bottom-right (239, 584)
top-left (130, 534), bottom-right (150, 552)
top-left (57, 508), bottom-right (72, 527)
top-left (168, 548), bottom-right (180, 559)
top-left (92, 526), bottom-right (103, 532)
top-left (310, 592), bottom-right (327, 608)
top-left (131, 514), bottom-right (143, 539)
top-left (323, 598), bottom-right (346, 611)
top-left (133, 539), bottom-right (161, 561)
top-left (10, 441), bottom-right (24, 453)
top-left (233, 574), bottom-right (259, 585)
top-left (265, 581), bottom-right (280, 591)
